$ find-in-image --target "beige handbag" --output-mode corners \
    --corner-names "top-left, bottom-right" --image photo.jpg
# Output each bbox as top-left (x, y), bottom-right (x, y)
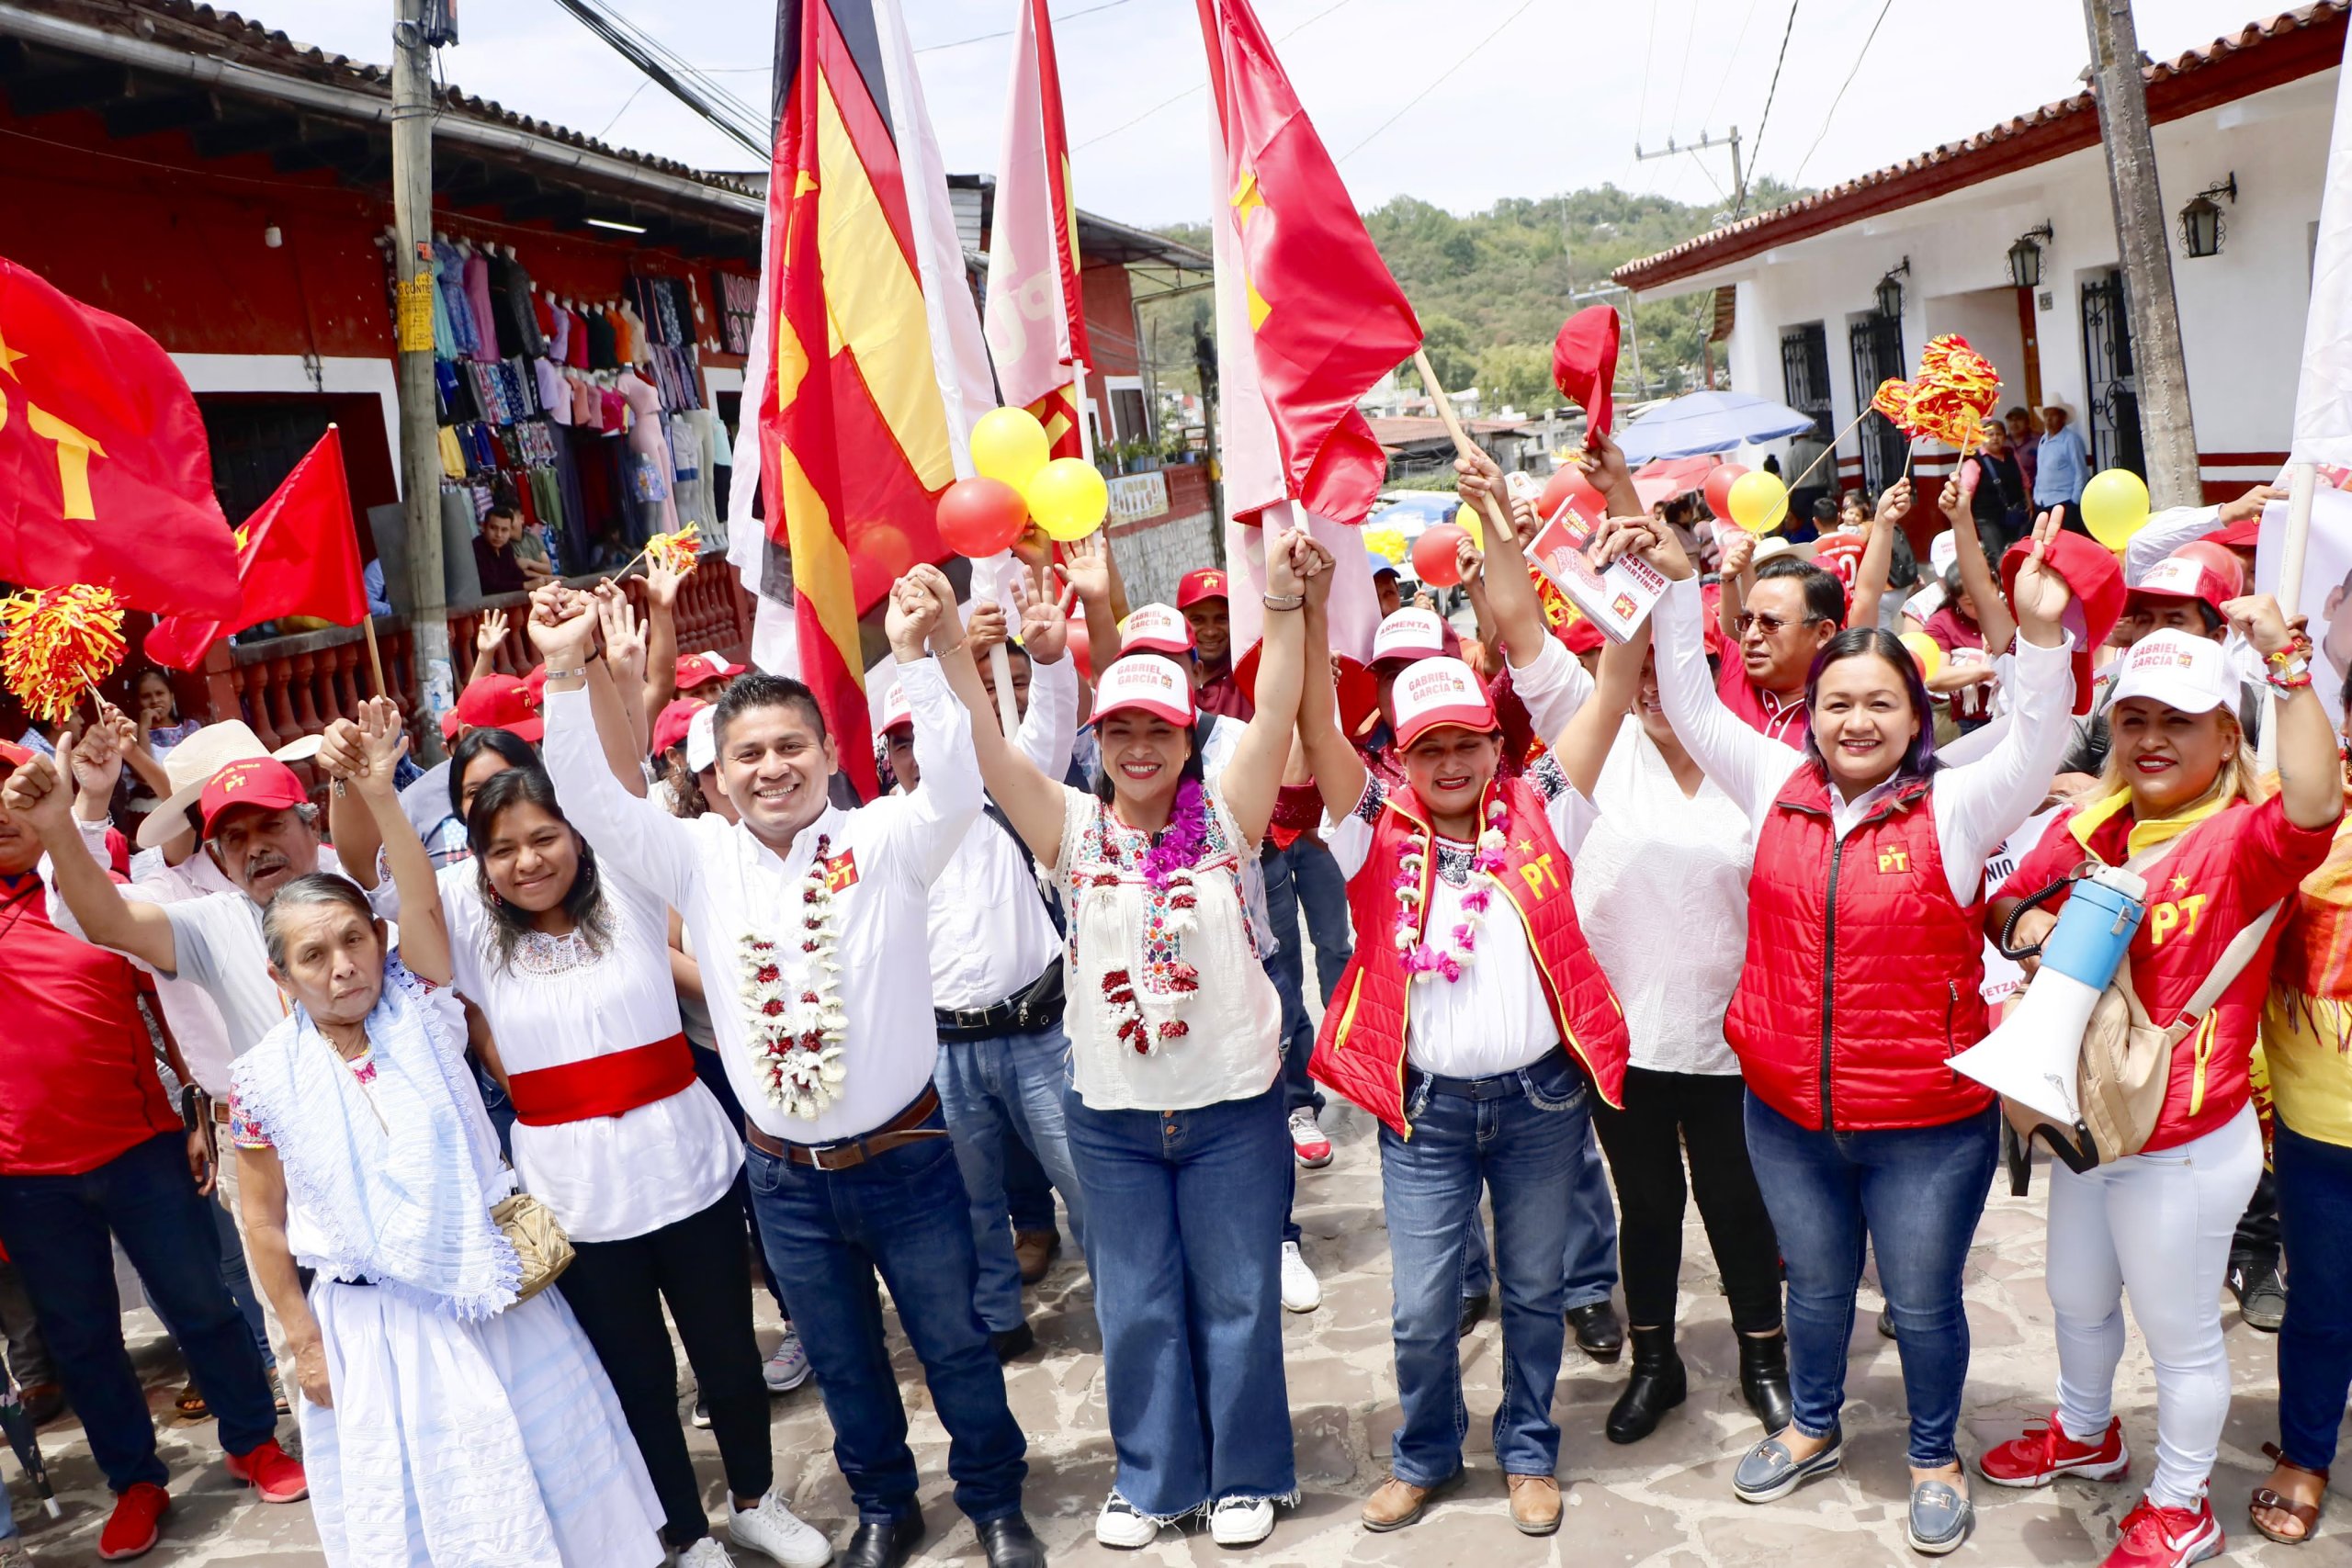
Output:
top-left (492, 1190), bottom-right (574, 1303)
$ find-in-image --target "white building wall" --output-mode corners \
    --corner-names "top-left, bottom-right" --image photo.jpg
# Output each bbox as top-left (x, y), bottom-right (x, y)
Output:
top-left (1666, 68), bottom-right (2335, 498)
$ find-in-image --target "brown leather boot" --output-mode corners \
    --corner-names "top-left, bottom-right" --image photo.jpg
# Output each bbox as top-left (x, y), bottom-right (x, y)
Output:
top-left (1360, 1471), bottom-right (1460, 1532)
top-left (1507, 1474), bottom-right (1562, 1536)
top-left (1013, 1230), bottom-right (1059, 1284)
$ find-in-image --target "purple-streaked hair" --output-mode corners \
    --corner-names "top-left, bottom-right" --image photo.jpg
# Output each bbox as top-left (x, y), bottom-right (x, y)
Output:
top-left (1801, 628), bottom-right (1942, 783)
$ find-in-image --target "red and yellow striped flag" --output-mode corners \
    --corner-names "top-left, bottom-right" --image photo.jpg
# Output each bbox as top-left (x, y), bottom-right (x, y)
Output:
top-left (760, 0), bottom-right (968, 797)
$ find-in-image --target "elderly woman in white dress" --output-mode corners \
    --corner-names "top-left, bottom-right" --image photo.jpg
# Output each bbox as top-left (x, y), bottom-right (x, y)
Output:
top-left (231, 703), bottom-right (663, 1567)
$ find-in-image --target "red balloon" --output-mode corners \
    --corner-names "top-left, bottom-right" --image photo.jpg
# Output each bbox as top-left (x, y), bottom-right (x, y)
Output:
top-left (1065, 619), bottom-right (1092, 682)
top-left (849, 552), bottom-right (893, 611)
top-left (934, 477), bottom-right (1029, 558)
top-left (1539, 466), bottom-right (1604, 524)
top-left (862, 523), bottom-right (916, 577)
top-left (1411, 524), bottom-right (1468, 588)
top-left (1703, 463), bottom-right (1748, 522)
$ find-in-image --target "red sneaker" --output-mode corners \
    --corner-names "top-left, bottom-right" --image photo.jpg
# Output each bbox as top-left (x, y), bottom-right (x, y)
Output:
top-left (1288, 1107), bottom-right (1333, 1169)
top-left (223, 1438), bottom-right (309, 1504)
top-left (1979, 1411), bottom-right (2130, 1488)
top-left (2102, 1495), bottom-right (2225, 1568)
top-left (97, 1482), bottom-right (170, 1561)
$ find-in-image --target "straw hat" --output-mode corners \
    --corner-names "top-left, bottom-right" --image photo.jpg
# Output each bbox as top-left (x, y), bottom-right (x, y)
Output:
top-left (136, 721), bottom-right (322, 850)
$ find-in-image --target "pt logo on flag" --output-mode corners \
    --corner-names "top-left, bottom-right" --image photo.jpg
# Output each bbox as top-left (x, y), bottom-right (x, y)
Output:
top-left (0, 327), bottom-right (107, 523)
top-left (823, 850), bottom-right (860, 894)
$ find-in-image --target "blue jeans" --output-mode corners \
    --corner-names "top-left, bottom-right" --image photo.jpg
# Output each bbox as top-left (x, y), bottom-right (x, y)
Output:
top-left (2273, 1118), bottom-right (2352, 1471)
top-left (1458, 1119), bottom-right (1618, 1310)
top-left (695, 1043), bottom-right (789, 1318)
top-left (744, 1104), bottom-right (1027, 1525)
top-left (1743, 1095), bottom-right (1998, 1467)
top-left (1003, 1136), bottom-right (1056, 1235)
top-left (0, 1134), bottom-right (278, 1492)
top-left (1383, 1051), bottom-right (1590, 1483)
top-left (1063, 1083), bottom-right (1295, 1518)
top-left (934, 1021), bottom-right (1089, 1334)
top-left (1262, 839), bottom-right (1354, 1117)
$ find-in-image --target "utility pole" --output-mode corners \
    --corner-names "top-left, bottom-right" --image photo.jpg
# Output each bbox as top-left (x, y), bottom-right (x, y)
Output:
top-left (1634, 127), bottom-right (1744, 220)
top-left (2082, 0), bottom-right (2200, 508)
top-left (390, 0), bottom-right (451, 759)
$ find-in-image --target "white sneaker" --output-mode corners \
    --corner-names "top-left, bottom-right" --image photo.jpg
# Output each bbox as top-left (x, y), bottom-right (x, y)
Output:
top-left (1287, 1106), bottom-right (1333, 1168)
top-left (1095, 1494), bottom-right (1159, 1550)
top-left (1280, 1241), bottom-right (1321, 1314)
top-left (729, 1489), bottom-right (833, 1568)
top-left (763, 1327), bottom-right (812, 1393)
top-left (1209, 1495), bottom-right (1275, 1548)
top-left (691, 1398), bottom-right (712, 1429)
top-left (678, 1540), bottom-right (739, 1567)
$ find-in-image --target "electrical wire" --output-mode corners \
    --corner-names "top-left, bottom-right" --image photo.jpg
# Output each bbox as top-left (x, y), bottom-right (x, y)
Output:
top-left (1791, 0), bottom-right (1895, 185)
top-left (595, 77), bottom-right (656, 141)
top-left (1698, 0), bottom-right (1766, 130)
top-left (1668, 0), bottom-right (1697, 142)
top-left (1335, 0), bottom-right (1538, 164)
top-left (1735, 0), bottom-right (1800, 216)
top-left (1071, 0), bottom-right (1362, 151)
top-left (914, 0), bottom-right (1138, 54)
top-left (1635, 0), bottom-right (1660, 146)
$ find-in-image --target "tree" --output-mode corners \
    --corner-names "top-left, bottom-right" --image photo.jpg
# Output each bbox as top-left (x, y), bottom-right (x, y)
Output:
top-left (1475, 343), bottom-right (1555, 414)
top-left (1407, 313), bottom-right (1476, 396)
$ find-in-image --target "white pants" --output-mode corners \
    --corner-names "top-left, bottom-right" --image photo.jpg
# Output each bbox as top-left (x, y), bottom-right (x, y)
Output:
top-left (2046, 1104), bottom-right (2263, 1510)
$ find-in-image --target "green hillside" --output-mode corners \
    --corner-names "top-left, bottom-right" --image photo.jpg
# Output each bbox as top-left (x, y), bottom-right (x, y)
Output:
top-left (1143, 178), bottom-right (1807, 418)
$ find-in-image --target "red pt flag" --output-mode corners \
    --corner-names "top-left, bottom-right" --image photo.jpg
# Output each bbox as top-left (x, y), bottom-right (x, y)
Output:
top-left (0, 258), bottom-right (238, 615)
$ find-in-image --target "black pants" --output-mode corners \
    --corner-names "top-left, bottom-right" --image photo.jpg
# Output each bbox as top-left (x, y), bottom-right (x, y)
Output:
top-left (2233, 1165), bottom-right (2281, 1268)
top-left (558, 1192), bottom-right (774, 1548)
top-left (1590, 1066), bottom-right (1784, 1336)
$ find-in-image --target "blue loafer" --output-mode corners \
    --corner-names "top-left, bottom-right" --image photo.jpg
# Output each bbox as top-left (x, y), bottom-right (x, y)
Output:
top-left (1733, 1428), bottom-right (1844, 1503)
top-left (1906, 1476), bottom-right (1973, 1554)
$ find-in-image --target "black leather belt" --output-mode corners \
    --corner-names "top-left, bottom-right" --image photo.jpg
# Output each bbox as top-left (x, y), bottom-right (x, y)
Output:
top-left (934, 963), bottom-right (1065, 1043)
top-left (1413, 1046), bottom-right (1572, 1100)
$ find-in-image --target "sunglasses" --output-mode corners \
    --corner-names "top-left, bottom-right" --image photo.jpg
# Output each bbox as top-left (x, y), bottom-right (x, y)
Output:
top-left (1736, 611), bottom-right (1825, 637)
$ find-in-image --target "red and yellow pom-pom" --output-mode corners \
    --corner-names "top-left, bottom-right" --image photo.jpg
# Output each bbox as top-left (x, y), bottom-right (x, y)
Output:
top-left (3, 584), bottom-right (127, 725)
top-left (645, 524), bottom-right (702, 579)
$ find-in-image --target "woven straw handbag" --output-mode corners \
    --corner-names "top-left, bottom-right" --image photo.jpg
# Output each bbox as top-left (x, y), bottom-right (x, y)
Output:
top-left (491, 1190), bottom-right (574, 1303)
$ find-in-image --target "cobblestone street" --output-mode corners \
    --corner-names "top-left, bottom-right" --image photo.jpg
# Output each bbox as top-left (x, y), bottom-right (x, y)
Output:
top-left (15, 1095), bottom-right (2351, 1567)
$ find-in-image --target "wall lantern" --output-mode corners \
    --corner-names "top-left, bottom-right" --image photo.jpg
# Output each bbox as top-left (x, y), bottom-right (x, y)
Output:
top-left (1875, 256), bottom-right (1910, 319)
top-left (2179, 175), bottom-right (2236, 258)
top-left (2007, 222), bottom-right (2053, 289)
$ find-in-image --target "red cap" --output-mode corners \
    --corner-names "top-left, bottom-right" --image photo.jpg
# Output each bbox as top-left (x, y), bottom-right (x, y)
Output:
top-left (2130, 550), bottom-right (2235, 615)
top-left (1557, 615), bottom-right (1605, 656)
top-left (1233, 641), bottom-right (1380, 737)
top-left (2001, 532), bottom-right (2126, 716)
top-left (1177, 568), bottom-right (1230, 609)
top-left (522, 664), bottom-right (548, 701)
top-left (198, 758), bottom-right (310, 839)
top-left (651, 698), bottom-right (705, 757)
top-left (438, 708), bottom-right (462, 743)
top-left (0, 738), bottom-right (30, 771)
top-left (2201, 516), bottom-right (2261, 551)
top-left (455, 674), bottom-right (545, 742)
top-left (675, 650), bottom-right (748, 691)
top-left (879, 682), bottom-right (913, 734)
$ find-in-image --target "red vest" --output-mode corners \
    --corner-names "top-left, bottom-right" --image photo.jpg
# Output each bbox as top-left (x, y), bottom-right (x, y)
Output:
top-left (1309, 774), bottom-right (1628, 1136)
top-left (1726, 768), bottom-right (1995, 1132)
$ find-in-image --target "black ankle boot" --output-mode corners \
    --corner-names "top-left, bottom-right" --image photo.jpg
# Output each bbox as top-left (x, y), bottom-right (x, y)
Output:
top-left (1605, 1326), bottom-right (1686, 1444)
top-left (1739, 1330), bottom-right (1794, 1434)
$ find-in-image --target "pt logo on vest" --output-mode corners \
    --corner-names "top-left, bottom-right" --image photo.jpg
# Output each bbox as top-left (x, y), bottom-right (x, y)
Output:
top-left (2148, 888), bottom-right (2208, 946)
top-left (1876, 846), bottom-right (1909, 874)
top-left (1515, 850), bottom-right (1562, 901)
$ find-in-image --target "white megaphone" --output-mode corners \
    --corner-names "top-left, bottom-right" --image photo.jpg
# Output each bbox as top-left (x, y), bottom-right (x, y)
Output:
top-left (1950, 863), bottom-right (2148, 1127)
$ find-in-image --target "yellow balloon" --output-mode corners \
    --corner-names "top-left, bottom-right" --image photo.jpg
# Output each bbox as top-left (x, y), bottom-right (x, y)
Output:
top-left (2080, 468), bottom-right (2151, 551)
top-left (1363, 525), bottom-right (1408, 565)
top-left (1452, 503), bottom-right (1485, 550)
top-left (970, 407), bottom-right (1051, 491)
top-left (1726, 470), bottom-right (1788, 535)
top-left (1027, 457), bottom-right (1110, 541)
top-left (1898, 630), bottom-right (1944, 683)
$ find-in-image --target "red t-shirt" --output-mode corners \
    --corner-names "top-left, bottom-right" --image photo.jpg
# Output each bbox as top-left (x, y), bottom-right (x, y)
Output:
top-left (0, 874), bottom-right (179, 1176)
top-left (1194, 658), bottom-right (1254, 722)
top-left (1924, 607), bottom-right (1995, 722)
top-left (1998, 792), bottom-right (2335, 1151)
top-left (1716, 656), bottom-right (1809, 749)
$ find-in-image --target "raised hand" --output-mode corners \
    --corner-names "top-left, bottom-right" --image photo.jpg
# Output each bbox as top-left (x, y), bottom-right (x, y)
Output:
top-left (1875, 478), bottom-right (1914, 530)
top-left (1938, 462), bottom-right (1978, 525)
top-left (314, 716), bottom-right (366, 784)
top-left (1456, 535), bottom-right (1487, 592)
top-left (527, 582), bottom-right (598, 664)
top-left (645, 557), bottom-right (684, 610)
top-left (886, 572), bottom-right (944, 660)
top-left (1016, 575), bottom-right (1074, 665)
top-left (0, 752), bottom-right (73, 834)
top-left (1059, 532), bottom-right (1113, 605)
top-left (1590, 514), bottom-right (1694, 581)
top-left (352, 696), bottom-right (409, 796)
top-left (1453, 448), bottom-right (1504, 511)
top-left (1718, 528), bottom-right (1756, 579)
top-left (2219, 483), bottom-right (2278, 527)
top-left (1577, 427), bottom-right (1635, 499)
top-left (967, 600), bottom-right (1010, 659)
top-left (475, 608), bottom-right (509, 658)
top-left (1266, 528), bottom-right (1308, 597)
top-left (68, 719), bottom-right (124, 801)
top-left (2009, 506), bottom-right (2077, 642)
top-left (2222, 592), bottom-right (2298, 658)
top-left (594, 581), bottom-right (647, 683)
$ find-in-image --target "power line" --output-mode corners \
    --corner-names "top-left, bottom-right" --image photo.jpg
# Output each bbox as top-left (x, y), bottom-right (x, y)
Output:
top-left (1071, 0), bottom-right (1362, 152)
top-left (1635, 0), bottom-right (1660, 143)
top-left (1698, 0), bottom-right (1766, 130)
top-left (1736, 0), bottom-right (1800, 216)
top-left (1335, 0), bottom-right (1538, 164)
top-left (914, 0), bottom-right (1138, 56)
top-left (1667, 0), bottom-right (1697, 143)
top-left (1791, 0), bottom-right (1895, 185)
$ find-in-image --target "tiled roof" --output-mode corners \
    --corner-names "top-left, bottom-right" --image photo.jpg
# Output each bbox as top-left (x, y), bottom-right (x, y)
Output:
top-left (16, 0), bottom-right (757, 197)
top-left (1615, 2), bottom-right (2347, 292)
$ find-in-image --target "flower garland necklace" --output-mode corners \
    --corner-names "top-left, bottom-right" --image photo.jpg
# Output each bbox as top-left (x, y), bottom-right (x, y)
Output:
top-left (739, 833), bottom-right (848, 1118)
top-left (1395, 796), bottom-right (1510, 984)
top-left (1099, 777), bottom-right (1210, 1055)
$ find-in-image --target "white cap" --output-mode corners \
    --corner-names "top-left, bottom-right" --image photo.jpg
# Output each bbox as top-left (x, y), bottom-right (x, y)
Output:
top-left (1929, 529), bottom-right (1959, 578)
top-left (1117, 604), bottom-right (1193, 658)
top-left (685, 705), bottom-right (718, 774)
top-left (1390, 657), bottom-right (1498, 748)
top-left (1091, 653), bottom-right (1195, 727)
top-left (1372, 608), bottom-right (1446, 666)
top-left (2108, 628), bottom-right (2236, 716)
top-left (879, 682), bottom-right (912, 734)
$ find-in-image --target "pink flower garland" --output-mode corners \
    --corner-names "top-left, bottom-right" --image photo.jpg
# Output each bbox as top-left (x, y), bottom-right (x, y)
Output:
top-left (1139, 777), bottom-right (1211, 888)
top-left (1393, 796), bottom-right (1511, 985)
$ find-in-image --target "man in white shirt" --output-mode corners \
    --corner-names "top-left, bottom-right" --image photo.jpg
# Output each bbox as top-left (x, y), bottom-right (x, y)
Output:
top-left (879, 597), bottom-right (1086, 1362)
top-left (535, 576), bottom-right (1043, 1568)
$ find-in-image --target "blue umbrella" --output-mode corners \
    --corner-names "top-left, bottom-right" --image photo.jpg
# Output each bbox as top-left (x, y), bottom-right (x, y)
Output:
top-left (1612, 390), bottom-right (1820, 464)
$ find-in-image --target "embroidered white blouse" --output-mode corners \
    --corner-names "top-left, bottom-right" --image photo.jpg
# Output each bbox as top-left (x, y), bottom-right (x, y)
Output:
top-left (1051, 783), bottom-right (1281, 1111)
top-left (444, 866), bottom-right (740, 1243)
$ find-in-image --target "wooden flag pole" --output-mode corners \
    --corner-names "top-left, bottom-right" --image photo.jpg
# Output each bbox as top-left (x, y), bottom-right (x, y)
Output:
top-left (1784, 407), bottom-right (1874, 493)
top-left (361, 616), bottom-right (388, 701)
top-left (1414, 349), bottom-right (1515, 544)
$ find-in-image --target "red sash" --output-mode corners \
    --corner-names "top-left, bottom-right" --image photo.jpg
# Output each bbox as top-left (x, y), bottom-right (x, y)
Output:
top-left (506, 1033), bottom-right (696, 1127)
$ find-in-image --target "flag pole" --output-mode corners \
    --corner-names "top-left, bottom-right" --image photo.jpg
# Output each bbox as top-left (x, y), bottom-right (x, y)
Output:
top-left (361, 616), bottom-right (388, 702)
top-left (1414, 349), bottom-right (1515, 544)
top-left (2259, 460), bottom-right (2317, 774)
top-left (1785, 407), bottom-right (1873, 493)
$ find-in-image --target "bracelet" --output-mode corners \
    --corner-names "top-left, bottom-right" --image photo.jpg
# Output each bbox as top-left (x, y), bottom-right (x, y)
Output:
top-left (540, 664), bottom-right (591, 683)
top-left (2267, 631), bottom-right (2315, 669)
top-left (1263, 592), bottom-right (1306, 612)
top-left (2267, 659), bottom-right (2313, 692)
